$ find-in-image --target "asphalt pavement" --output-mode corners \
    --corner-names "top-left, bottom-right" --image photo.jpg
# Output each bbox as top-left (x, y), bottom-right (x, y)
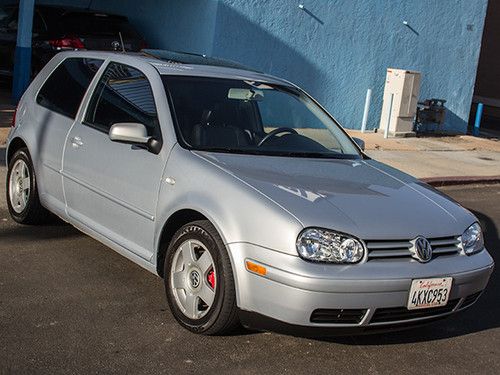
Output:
top-left (0, 164), bottom-right (499, 374)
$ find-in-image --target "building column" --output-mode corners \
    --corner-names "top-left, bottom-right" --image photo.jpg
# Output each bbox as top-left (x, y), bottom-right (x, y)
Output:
top-left (12, 0), bottom-right (35, 104)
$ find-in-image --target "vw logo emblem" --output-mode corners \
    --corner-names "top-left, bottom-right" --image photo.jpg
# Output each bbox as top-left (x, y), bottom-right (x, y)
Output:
top-left (189, 270), bottom-right (201, 289)
top-left (411, 236), bottom-right (433, 263)
top-left (111, 40), bottom-right (121, 51)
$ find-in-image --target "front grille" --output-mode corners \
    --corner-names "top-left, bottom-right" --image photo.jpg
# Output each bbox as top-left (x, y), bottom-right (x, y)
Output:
top-left (310, 309), bottom-right (367, 324)
top-left (370, 299), bottom-right (459, 323)
top-left (461, 292), bottom-right (482, 308)
top-left (366, 236), bottom-right (461, 261)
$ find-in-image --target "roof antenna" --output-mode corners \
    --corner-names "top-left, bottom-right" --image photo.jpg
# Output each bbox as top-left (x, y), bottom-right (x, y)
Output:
top-left (118, 31), bottom-right (125, 53)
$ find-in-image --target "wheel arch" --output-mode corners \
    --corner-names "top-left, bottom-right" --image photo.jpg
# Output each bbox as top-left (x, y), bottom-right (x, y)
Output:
top-left (156, 208), bottom-right (210, 277)
top-left (6, 137), bottom-right (28, 165)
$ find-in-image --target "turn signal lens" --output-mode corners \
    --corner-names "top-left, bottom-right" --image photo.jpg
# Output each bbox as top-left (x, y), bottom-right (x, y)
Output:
top-left (245, 260), bottom-right (267, 276)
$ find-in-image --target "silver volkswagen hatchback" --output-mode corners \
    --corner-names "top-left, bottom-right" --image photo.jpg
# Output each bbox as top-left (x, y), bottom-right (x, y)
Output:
top-left (6, 51), bottom-right (494, 335)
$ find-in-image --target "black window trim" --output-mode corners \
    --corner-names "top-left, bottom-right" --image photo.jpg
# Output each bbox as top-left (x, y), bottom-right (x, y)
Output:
top-left (81, 61), bottom-right (163, 146)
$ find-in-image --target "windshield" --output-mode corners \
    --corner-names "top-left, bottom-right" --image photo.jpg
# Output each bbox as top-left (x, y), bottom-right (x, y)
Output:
top-left (162, 76), bottom-right (361, 159)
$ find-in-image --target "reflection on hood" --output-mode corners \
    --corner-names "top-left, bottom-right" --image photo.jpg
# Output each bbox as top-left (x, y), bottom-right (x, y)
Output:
top-left (196, 152), bottom-right (476, 240)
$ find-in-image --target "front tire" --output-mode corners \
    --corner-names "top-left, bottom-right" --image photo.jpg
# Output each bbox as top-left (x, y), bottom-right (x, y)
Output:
top-left (164, 220), bottom-right (239, 335)
top-left (6, 148), bottom-right (49, 224)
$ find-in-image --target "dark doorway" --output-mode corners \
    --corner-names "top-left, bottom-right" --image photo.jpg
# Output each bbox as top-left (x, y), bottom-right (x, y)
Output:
top-left (470, 0), bottom-right (500, 137)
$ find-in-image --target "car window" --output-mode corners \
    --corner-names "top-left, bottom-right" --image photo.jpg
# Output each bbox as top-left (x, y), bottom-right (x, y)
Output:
top-left (84, 62), bottom-right (160, 138)
top-left (36, 58), bottom-right (104, 119)
top-left (257, 90), bottom-right (343, 151)
top-left (163, 76), bottom-right (360, 159)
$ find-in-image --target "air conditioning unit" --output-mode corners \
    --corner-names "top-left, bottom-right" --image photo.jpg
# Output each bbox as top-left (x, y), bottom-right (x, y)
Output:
top-left (379, 68), bottom-right (421, 137)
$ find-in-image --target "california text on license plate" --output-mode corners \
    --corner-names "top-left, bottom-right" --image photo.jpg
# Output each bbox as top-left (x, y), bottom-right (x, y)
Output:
top-left (407, 277), bottom-right (453, 310)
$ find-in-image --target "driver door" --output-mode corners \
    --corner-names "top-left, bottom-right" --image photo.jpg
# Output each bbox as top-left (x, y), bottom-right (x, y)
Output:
top-left (62, 61), bottom-right (165, 261)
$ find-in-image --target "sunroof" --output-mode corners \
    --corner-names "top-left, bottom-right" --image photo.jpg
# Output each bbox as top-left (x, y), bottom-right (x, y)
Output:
top-left (141, 49), bottom-right (260, 72)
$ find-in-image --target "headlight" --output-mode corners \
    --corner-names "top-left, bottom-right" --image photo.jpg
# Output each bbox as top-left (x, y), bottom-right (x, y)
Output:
top-left (462, 223), bottom-right (484, 255)
top-left (296, 228), bottom-right (365, 263)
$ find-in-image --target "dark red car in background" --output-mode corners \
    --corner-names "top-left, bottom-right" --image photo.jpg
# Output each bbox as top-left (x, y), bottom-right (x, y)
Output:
top-left (0, 4), bottom-right (147, 77)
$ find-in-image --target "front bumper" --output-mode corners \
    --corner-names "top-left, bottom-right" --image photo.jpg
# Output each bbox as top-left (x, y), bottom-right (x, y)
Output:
top-left (228, 243), bottom-right (494, 332)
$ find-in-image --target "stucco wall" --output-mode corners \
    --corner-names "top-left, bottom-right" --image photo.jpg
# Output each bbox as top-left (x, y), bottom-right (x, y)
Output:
top-left (8, 0), bottom-right (488, 133)
top-left (185, 0), bottom-right (488, 134)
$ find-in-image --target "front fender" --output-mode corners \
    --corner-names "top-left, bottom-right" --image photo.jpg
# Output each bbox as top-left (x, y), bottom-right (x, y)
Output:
top-left (154, 145), bottom-right (304, 259)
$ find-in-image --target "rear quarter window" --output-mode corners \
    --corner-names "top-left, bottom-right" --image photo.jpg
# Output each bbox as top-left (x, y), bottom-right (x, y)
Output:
top-left (36, 57), bottom-right (104, 119)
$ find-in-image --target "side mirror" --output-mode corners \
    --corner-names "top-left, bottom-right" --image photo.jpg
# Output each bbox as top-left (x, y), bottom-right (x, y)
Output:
top-left (352, 137), bottom-right (365, 151)
top-left (109, 122), bottom-right (162, 154)
top-left (109, 122), bottom-right (149, 144)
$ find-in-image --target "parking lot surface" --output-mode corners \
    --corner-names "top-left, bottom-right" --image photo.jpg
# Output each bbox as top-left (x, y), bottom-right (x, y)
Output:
top-left (0, 162), bottom-right (499, 374)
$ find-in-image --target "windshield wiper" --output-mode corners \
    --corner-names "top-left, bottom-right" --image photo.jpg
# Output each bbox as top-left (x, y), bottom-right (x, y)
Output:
top-left (194, 147), bottom-right (254, 155)
top-left (193, 148), bottom-right (359, 159)
top-left (271, 151), bottom-right (347, 159)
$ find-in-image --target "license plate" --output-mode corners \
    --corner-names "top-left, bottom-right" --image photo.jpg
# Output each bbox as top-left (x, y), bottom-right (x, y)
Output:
top-left (407, 277), bottom-right (452, 310)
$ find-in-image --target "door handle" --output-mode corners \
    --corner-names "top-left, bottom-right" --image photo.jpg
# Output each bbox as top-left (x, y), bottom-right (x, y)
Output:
top-left (70, 136), bottom-right (83, 148)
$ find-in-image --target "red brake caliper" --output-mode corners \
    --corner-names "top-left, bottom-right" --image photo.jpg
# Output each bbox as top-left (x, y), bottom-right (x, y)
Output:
top-left (207, 269), bottom-right (216, 289)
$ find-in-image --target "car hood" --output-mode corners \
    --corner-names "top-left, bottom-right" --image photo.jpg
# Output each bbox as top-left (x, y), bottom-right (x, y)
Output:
top-left (195, 152), bottom-right (476, 240)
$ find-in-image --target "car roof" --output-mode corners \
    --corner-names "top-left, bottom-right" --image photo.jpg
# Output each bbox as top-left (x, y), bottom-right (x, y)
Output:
top-left (141, 49), bottom-right (259, 72)
top-left (56, 50), bottom-right (293, 86)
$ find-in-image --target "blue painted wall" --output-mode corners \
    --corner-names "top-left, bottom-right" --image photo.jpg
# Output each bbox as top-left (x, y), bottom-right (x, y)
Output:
top-left (9, 0), bottom-right (488, 133)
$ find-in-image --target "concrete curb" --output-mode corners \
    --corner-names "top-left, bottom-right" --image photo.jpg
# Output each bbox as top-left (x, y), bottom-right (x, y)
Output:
top-left (0, 127), bottom-right (9, 146)
top-left (421, 175), bottom-right (500, 187)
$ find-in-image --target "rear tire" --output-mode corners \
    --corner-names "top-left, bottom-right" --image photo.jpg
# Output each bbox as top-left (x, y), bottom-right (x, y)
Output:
top-left (164, 220), bottom-right (239, 335)
top-left (6, 148), bottom-right (50, 224)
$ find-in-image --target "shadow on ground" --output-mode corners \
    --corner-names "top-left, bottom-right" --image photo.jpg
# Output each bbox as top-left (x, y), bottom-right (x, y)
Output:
top-left (0, 202), bottom-right (80, 240)
top-left (0, 217), bottom-right (80, 242)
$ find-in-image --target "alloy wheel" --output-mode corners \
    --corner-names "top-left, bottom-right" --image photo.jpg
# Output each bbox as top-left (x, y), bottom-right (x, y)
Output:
top-left (170, 239), bottom-right (217, 319)
top-left (8, 159), bottom-right (31, 214)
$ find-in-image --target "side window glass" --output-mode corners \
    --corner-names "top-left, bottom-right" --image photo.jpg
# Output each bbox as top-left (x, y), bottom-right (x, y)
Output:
top-left (84, 62), bottom-right (160, 138)
top-left (36, 58), bottom-right (104, 119)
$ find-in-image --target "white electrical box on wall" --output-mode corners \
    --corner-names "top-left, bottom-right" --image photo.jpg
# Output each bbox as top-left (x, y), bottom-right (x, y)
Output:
top-left (379, 68), bottom-right (421, 136)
